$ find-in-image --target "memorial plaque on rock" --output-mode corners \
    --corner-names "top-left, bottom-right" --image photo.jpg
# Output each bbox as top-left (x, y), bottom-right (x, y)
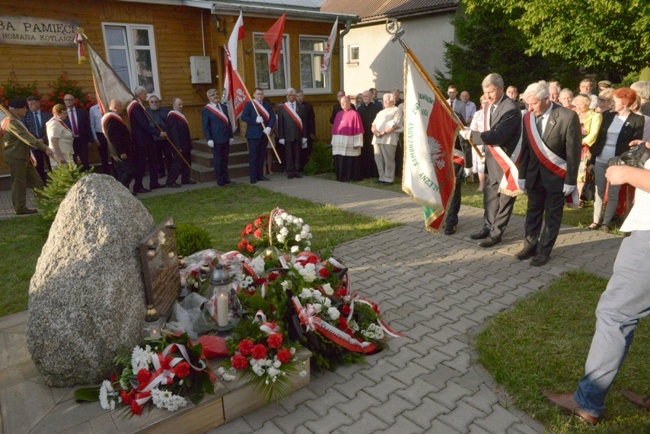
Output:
top-left (139, 216), bottom-right (179, 319)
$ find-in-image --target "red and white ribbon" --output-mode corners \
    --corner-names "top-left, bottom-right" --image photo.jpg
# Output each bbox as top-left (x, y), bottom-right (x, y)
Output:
top-left (523, 111), bottom-right (567, 179)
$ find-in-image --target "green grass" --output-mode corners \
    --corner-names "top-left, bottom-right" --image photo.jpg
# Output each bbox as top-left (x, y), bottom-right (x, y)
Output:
top-left (316, 173), bottom-right (613, 231)
top-left (475, 270), bottom-right (650, 433)
top-left (0, 184), bottom-right (397, 317)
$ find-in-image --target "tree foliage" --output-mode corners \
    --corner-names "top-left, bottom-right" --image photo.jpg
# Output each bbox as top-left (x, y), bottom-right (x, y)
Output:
top-left (464, 0), bottom-right (650, 76)
top-left (435, 3), bottom-right (578, 100)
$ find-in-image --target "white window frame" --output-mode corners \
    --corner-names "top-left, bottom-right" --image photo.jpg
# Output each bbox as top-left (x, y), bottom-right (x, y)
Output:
top-left (298, 35), bottom-right (331, 95)
top-left (101, 23), bottom-right (161, 97)
top-left (253, 32), bottom-right (290, 97)
top-left (348, 44), bottom-right (359, 64)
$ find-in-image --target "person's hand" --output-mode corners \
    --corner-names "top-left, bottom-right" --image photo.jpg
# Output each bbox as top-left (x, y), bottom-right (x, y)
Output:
top-left (374, 131), bottom-right (381, 138)
top-left (45, 148), bottom-right (54, 157)
top-left (302, 138), bottom-right (308, 144)
top-left (263, 127), bottom-right (271, 135)
top-left (517, 179), bottom-right (526, 192)
top-left (159, 131), bottom-right (168, 139)
top-left (256, 116), bottom-right (264, 124)
top-left (229, 138), bottom-right (234, 145)
top-left (459, 127), bottom-right (472, 141)
top-left (207, 140), bottom-right (214, 148)
top-left (628, 139), bottom-right (645, 148)
top-left (37, 138), bottom-right (44, 144)
top-left (563, 184), bottom-right (576, 196)
top-left (606, 165), bottom-right (631, 185)
top-left (279, 139), bottom-right (285, 145)
top-left (120, 153), bottom-right (127, 160)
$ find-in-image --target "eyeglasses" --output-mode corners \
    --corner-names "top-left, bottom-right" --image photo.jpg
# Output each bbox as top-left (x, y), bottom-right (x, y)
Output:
top-left (63, 98), bottom-right (75, 101)
top-left (149, 101), bottom-right (160, 104)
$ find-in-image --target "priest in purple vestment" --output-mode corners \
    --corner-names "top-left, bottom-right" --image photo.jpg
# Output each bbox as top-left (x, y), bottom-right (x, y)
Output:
top-left (331, 96), bottom-right (364, 182)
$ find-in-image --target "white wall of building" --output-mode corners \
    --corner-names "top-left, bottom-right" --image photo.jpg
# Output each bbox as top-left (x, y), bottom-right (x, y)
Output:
top-left (340, 13), bottom-right (455, 96)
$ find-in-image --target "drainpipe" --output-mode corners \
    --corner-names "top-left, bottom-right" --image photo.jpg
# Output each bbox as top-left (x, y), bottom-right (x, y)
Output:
top-left (339, 19), bottom-right (352, 94)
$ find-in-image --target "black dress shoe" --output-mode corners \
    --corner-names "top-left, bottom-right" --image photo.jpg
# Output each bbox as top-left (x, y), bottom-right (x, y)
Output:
top-left (258, 176), bottom-right (270, 181)
top-left (444, 226), bottom-right (457, 235)
top-left (530, 253), bottom-right (550, 266)
top-left (288, 174), bottom-right (294, 179)
top-left (183, 179), bottom-right (197, 185)
top-left (225, 179), bottom-right (233, 184)
top-left (166, 183), bottom-right (182, 188)
top-left (294, 173), bottom-right (303, 178)
top-left (150, 184), bottom-right (165, 190)
top-left (514, 246), bottom-right (537, 260)
top-left (470, 229), bottom-right (490, 240)
top-left (250, 180), bottom-right (257, 184)
top-left (479, 237), bottom-right (502, 248)
top-left (134, 187), bottom-right (150, 193)
top-left (16, 208), bottom-right (37, 215)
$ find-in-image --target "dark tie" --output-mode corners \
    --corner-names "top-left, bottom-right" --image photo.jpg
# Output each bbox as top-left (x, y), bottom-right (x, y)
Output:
top-left (34, 112), bottom-right (41, 136)
top-left (489, 104), bottom-right (496, 126)
top-left (536, 115), bottom-right (543, 136)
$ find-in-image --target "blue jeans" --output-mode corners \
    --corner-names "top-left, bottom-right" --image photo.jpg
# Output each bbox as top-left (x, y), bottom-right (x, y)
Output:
top-left (574, 230), bottom-right (650, 417)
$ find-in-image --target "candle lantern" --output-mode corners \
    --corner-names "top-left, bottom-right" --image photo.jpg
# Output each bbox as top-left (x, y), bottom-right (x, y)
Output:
top-left (209, 264), bottom-right (232, 328)
top-left (143, 304), bottom-right (164, 339)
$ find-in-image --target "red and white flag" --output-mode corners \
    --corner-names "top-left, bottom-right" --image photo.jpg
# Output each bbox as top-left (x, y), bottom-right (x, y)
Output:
top-left (402, 54), bottom-right (459, 232)
top-left (224, 46), bottom-right (250, 132)
top-left (321, 17), bottom-right (338, 73)
top-left (263, 13), bottom-right (286, 74)
top-left (85, 37), bottom-right (133, 114)
top-left (227, 11), bottom-right (245, 71)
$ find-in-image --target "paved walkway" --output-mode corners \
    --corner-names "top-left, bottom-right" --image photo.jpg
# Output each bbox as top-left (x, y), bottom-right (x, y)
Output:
top-left (0, 174), bottom-right (623, 433)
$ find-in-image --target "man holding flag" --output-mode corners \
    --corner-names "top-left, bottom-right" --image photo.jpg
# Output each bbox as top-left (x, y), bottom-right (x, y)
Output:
top-left (460, 73), bottom-right (522, 248)
top-left (241, 88), bottom-right (275, 184)
top-left (202, 88), bottom-right (233, 186)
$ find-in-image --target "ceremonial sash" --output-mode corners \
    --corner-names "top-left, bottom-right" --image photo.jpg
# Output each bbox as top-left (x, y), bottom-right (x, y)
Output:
top-left (100, 112), bottom-right (124, 133)
top-left (453, 148), bottom-right (465, 166)
top-left (484, 108), bottom-right (523, 197)
top-left (126, 99), bottom-right (141, 117)
top-left (281, 103), bottom-right (302, 132)
top-left (49, 117), bottom-right (73, 133)
top-left (253, 100), bottom-right (270, 122)
top-left (523, 111), bottom-right (567, 179)
top-left (168, 110), bottom-right (188, 125)
top-left (205, 104), bottom-right (230, 126)
top-left (0, 117), bottom-right (10, 133)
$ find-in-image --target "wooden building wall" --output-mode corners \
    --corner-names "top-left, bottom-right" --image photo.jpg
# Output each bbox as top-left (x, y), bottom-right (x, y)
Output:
top-left (0, 1), bottom-right (343, 175)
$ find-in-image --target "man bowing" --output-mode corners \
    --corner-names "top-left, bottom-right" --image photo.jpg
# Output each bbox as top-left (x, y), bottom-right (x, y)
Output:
top-left (515, 81), bottom-right (581, 266)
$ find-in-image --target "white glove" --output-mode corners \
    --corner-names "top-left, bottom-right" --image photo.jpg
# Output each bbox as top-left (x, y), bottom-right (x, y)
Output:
top-left (229, 138), bottom-right (234, 145)
top-left (563, 183), bottom-right (576, 196)
top-left (263, 127), bottom-right (271, 135)
top-left (279, 139), bottom-right (285, 145)
top-left (207, 140), bottom-right (214, 148)
top-left (459, 127), bottom-right (472, 141)
top-left (256, 116), bottom-right (264, 124)
top-left (302, 138), bottom-right (308, 149)
top-left (517, 179), bottom-right (526, 192)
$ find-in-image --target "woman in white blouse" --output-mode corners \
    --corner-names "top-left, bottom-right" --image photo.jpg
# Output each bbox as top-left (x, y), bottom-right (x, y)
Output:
top-left (588, 88), bottom-right (644, 231)
top-left (46, 104), bottom-right (74, 165)
top-left (371, 93), bottom-right (403, 184)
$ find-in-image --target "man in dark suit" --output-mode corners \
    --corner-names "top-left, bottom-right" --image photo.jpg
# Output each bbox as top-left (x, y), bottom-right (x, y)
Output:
top-left (296, 89), bottom-right (316, 171)
top-left (357, 90), bottom-right (381, 179)
top-left (278, 88), bottom-right (306, 179)
top-left (23, 95), bottom-right (52, 183)
top-left (63, 93), bottom-right (93, 171)
top-left (166, 98), bottom-right (196, 188)
top-left (202, 88), bottom-right (233, 186)
top-left (460, 73), bottom-right (522, 248)
top-left (102, 99), bottom-right (135, 191)
top-left (128, 86), bottom-right (167, 193)
top-left (515, 81), bottom-right (581, 266)
top-left (241, 88), bottom-right (275, 184)
top-left (147, 95), bottom-right (170, 178)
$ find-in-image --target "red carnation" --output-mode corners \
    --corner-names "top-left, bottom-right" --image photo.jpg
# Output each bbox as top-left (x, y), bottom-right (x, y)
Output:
top-left (267, 333), bottom-right (283, 349)
top-left (245, 224), bottom-right (254, 235)
top-left (174, 361), bottom-right (191, 379)
top-left (338, 317), bottom-right (348, 330)
top-left (341, 305), bottom-right (351, 315)
top-left (241, 229), bottom-right (246, 237)
top-left (130, 401), bottom-right (143, 415)
top-left (247, 244), bottom-right (254, 253)
top-left (336, 288), bottom-right (348, 297)
top-left (307, 256), bottom-right (318, 264)
top-left (238, 241), bottom-right (246, 251)
top-left (232, 354), bottom-right (249, 370)
top-left (120, 390), bottom-right (132, 405)
top-left (110, 373), bottom-right (117, 383)
top-left (251, 344), bottom-right (268, 360)
top-left (319, 268), bottom-right (330, 278)
top-left (268, 272), bottom-right (278, 281)
top-left (277, 348), bottom-right (292, 364)
top-left (254, 229), bottom-right (263, 239)
top-left (254, 218), bottom-right (263, 227)
top-left (136, 368), bottom-right (151, 386)
top-left (238, 339), bottom-right (254, 356)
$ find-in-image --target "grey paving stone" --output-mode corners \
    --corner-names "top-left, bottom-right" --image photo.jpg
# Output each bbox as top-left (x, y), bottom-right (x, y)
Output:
top-left (413, 348), bottom-right (453, 371)
top-left (335, 390), bottom-right (382, 419)
top-left (462, 384), bottom-right (500, 414)
top-left (368, 394), bottom-right (416, 425)
top-left (337, 411), bottom-right (389, 434)
top-left (304, 407), bottom-right (353, 433)
top-left (304, 387), bottom-right (349, 417)
top-left (455, 369), bottom-right (488, 394)
top-left (258, 420), bottom-right (291, 434)
top-left (389, 362), bottom-right (430, 386)
top-left (332, 372), bottom-right (376, 400)
top-left (307, 370), bottom-right (347, 397)
top-left (376, 415), bottom-right (424, 434)
top-left (443, 350), bottom-right (471, 373)
top-left (278, 385), bottom-right (320, 413)
top-left (206, 416), bottom-right (254, 434)
top-left (362, 376), bottom-right (408, 403)
top-left (402, 396), bottom-right (449, 429)
top-left (242, 401), bottom-right (287, 430)
top-left (395, 378), bottom-right (439, 406)
top-left (438, 400), bottom-right (489, 433)
top-left (437, 338), bottom-right (467, 357)
top-left (271, 403), bottom-right (320, 434)
top-left (428, 419), bottom-right (464, 433)
top-left (431, 381), bottom-right (474, 410)
top-left (474, 404), bottom-right (524, 433)
top-left (419, 364), bottom-right (462, 389)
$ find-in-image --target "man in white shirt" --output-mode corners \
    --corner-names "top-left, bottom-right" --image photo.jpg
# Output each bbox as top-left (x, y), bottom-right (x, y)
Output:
top-left (447, 86), bottom-right (466, 123)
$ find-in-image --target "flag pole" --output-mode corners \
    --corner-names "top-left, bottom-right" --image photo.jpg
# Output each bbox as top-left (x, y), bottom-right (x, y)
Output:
top-left (78, 29), bottom-right (193, 172)
top-left (388, 23), bottom-right (483, 159)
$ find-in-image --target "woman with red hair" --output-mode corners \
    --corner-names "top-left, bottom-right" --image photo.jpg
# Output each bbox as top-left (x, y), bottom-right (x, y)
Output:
top-left (588, 88), bottom-right (645, 231)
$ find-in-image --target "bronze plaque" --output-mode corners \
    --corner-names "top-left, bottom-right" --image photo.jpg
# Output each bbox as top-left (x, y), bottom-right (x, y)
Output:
top-left (138, 217), bottom-right (179, 319)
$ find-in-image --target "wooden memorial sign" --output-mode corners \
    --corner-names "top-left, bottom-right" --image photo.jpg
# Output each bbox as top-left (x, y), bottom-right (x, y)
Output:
top-left (138, 217), bottom-right (179, 319)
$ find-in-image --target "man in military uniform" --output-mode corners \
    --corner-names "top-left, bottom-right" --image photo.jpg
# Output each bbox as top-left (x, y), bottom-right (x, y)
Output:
top-left (1, 100), bottom-right (54, 214)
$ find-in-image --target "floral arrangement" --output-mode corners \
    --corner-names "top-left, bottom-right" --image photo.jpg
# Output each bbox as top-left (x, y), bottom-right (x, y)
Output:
top-left (77, 332), bottom-right (215, 416)
top-left (43, 75), bottom-right (93, 110)
top-left (218, 208), bottom-right (402, 395)
top-left (0, 75), bottom-right (39, 108)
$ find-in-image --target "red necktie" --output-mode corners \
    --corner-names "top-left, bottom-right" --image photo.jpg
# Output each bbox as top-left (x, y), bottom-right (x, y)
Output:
top-left (70, 109), bottom-right (79, 135)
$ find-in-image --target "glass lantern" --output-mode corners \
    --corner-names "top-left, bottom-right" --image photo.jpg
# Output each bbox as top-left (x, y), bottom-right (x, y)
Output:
top-left (209, 264), bottom-right (231, 327)
top-left (143, 304), bottom-right (164, 339)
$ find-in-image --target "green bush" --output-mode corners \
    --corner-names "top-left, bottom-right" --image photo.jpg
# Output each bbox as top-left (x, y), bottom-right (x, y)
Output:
top-left (35, 163), bottom-right (92, 221)
top-left (303, 141), bottom-right (333, 175)
top-left (175, 223), bottom-right (214, 256)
